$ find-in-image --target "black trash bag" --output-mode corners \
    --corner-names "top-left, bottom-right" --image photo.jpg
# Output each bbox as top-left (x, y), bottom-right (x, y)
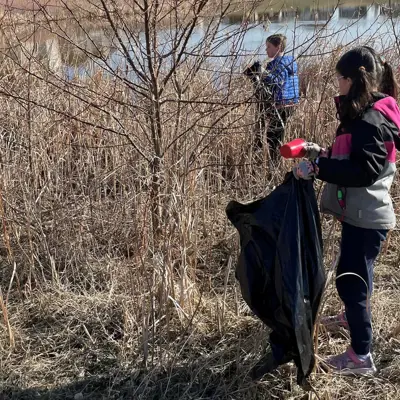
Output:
top-left (243, 60), bottom-right (262, 82)
top-left (226, 172), bottom-right (325, 385)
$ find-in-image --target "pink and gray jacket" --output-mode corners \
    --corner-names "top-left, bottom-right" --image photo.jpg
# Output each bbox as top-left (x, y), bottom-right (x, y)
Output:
top-left (318, 93), bottom-right (400, 229)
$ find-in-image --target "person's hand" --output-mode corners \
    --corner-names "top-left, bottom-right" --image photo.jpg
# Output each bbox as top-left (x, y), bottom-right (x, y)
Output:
top-left (293, 160), bottom-right (319, 180)
top-left (304, 142), bottom-right (323, 160)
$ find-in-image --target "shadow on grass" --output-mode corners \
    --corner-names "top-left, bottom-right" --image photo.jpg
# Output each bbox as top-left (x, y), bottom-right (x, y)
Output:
top-left (1, 368), bottom-right (250, 400)
top-left (0, 346), bottom-right (293, 400)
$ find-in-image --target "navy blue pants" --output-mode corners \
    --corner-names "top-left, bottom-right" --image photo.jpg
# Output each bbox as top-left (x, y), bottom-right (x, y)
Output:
top-left (269, 221), bottom-right (387, 361)
top-left (336, 222), bottom-right (387, 355)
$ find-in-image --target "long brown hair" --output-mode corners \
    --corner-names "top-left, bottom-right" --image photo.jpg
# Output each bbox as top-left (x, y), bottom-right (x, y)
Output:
top-left (336, 47), bottom-right (399, 121)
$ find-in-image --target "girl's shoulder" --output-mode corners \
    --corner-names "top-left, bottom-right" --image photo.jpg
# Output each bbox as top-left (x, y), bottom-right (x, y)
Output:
top-left (337, 115), bottom-right (380, 139)
top-left (340, 104), bottom-right (384, 131)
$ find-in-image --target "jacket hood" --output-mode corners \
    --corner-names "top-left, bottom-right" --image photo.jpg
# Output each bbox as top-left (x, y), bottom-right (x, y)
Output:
top-left (334, 93), bottom-right (400, 130)
top-left (372, 95), bottom-right (400, 131)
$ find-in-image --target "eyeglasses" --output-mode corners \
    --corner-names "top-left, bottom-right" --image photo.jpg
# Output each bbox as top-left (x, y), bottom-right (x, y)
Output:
top-left (334, 75), bottom-right (345, 87)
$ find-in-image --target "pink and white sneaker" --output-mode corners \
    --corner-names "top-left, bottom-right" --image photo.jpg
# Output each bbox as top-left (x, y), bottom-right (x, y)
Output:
top-left (320, 312), bottom-right (349, 331)
top-left (325, 347), bottom-right (377, 376)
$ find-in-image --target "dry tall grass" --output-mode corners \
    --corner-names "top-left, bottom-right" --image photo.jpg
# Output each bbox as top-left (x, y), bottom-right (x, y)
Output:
top-left (0, 1), bottom-right (399, 399)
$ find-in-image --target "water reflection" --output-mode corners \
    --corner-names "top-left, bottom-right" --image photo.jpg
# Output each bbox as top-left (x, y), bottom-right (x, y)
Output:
top-left (0, 1), bottom-right (398, 78)
top-left (0, 23), bottom-right (116, 76)
top-left (222, 2), bottom-right (399, 62)
top-left (225, 3), bottom-right (387, 24)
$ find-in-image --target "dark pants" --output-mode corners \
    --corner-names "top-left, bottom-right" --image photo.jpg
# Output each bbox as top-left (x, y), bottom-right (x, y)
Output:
top-left (254, 105), bottom-right (294, 163)
top-left (269, 221), bottom-right (387, 361)
top-left (336, 222), bottom-right (387, 355)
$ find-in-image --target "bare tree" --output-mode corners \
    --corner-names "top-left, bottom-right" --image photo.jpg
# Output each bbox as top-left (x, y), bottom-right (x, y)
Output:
top-left (0, 0), bottom-right (258, 315)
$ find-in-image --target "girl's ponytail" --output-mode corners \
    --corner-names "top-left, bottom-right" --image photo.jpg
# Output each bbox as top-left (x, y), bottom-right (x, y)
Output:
top-left (380, 61), bottom-right (399, 99)
top-left (361, 46), bottom-right (398, 99)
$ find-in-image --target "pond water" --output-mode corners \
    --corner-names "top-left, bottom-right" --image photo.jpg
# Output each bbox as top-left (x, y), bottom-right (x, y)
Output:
top-left (228, 0), bottom-right (400, 58)
top-left (1, 0), bottom-right (399, 78)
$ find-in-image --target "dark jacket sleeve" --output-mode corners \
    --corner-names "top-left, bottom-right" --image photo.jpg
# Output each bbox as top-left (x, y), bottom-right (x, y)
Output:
top-left (317, 120), bottom-right (387, 187)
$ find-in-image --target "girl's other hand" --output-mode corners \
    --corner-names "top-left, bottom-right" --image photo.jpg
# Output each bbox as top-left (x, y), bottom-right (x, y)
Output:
top-left (293, 160), bottom-right (319, 180)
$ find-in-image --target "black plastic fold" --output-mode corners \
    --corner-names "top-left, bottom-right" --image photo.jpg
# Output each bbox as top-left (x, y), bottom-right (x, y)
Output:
top-left (226, 172), bottom-right (325, 384)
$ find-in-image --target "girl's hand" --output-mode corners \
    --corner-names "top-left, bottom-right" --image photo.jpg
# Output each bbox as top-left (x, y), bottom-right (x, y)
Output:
top-left (293, 160), bottom-right (319, 180)
top-left (304, 142), bottom-right (328, 160)
top-left (304, 142), bottom-right (321, 160)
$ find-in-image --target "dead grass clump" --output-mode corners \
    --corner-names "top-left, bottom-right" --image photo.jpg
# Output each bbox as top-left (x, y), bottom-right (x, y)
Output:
top-left (1, 289), bottom-right (138, 389)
